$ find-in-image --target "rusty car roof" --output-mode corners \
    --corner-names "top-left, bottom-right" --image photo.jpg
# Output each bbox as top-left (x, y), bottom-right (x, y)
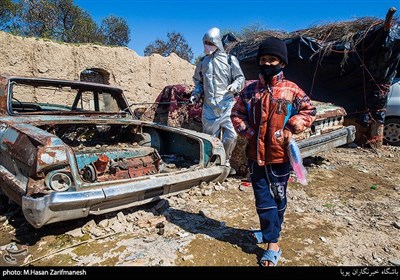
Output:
top-left (1, 74), bottom-right (123, 94)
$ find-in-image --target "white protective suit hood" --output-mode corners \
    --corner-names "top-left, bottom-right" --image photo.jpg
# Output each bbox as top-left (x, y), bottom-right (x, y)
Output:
top-left (203, 27), bottom-right (225, 53)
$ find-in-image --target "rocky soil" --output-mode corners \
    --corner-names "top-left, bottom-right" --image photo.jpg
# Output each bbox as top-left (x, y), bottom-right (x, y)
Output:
top-left (0, 144), bottom-right (399, 268)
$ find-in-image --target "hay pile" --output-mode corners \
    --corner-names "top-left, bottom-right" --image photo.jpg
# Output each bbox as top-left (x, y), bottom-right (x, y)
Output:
top-left (230, 17), bottom-right (385, 61)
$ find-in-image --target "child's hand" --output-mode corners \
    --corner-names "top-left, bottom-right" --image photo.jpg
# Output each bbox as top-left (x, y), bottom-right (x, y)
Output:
top-left (275, 129), bottom-right (292, 146)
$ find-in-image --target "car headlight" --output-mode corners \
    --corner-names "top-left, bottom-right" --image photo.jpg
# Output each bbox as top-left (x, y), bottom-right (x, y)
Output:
top-left (48, 172), bottom-right (72, 191)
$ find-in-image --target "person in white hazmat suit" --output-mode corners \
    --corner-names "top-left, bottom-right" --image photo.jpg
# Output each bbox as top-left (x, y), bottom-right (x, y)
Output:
top-left (190, 27), bottom-right (245, 175)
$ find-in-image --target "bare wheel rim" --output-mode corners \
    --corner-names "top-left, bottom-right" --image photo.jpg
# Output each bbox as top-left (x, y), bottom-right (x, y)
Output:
top-left (384, 122), bottom-right (400, 143)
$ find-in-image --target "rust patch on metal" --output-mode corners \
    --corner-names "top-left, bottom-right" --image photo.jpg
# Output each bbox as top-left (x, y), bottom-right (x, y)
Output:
top-left (95, 153), bottom-right (161, 182)
top-left (26, 177), bottom-right (50, 197)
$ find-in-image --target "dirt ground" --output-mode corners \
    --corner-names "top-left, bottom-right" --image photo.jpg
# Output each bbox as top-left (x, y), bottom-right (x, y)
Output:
top-left (0, 144), bottom-right (399, 268)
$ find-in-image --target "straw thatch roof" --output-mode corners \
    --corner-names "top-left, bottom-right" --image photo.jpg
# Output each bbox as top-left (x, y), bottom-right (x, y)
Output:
top-left (229, 17), bottom-right (386, 62)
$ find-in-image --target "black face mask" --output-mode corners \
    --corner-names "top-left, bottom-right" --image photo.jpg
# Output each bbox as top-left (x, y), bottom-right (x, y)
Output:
top-left (260, 64), bottom-right (281, 80)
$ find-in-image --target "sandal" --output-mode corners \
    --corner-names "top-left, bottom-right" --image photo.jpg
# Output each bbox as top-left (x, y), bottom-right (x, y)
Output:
top-left (260, 249), bottom-right (282, 267)
top-left (246, 230), bottom-right (263, 244)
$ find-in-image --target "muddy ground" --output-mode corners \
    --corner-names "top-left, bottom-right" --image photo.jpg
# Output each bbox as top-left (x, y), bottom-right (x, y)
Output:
top-left (0, 144), bottom-right (399, 269)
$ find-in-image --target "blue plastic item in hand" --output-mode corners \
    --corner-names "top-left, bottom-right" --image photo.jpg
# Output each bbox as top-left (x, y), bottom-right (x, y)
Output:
top-left (287, 138), bottom-right (307, 185)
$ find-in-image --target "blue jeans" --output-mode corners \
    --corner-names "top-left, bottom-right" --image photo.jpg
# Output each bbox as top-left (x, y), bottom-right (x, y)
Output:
top-left (248, 160), bottom-right (290, 243)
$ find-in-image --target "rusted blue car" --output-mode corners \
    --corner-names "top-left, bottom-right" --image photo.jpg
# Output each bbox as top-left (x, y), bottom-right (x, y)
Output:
top-left (0, 74), bottom-right (229, 228)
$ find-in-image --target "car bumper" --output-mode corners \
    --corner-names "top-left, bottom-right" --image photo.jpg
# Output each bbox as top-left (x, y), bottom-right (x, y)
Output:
top-left (21, 165), bottom-right (230, 228)
top-left (297, 125), bottom-right (356, 158)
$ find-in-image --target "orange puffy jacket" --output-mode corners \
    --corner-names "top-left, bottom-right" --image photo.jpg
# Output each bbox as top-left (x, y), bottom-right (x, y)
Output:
top-left (231, 72), bottom-right (317, 166)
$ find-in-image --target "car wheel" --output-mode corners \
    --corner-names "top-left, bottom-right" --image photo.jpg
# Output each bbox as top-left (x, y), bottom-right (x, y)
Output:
top-left (384, 118), bottom-right (400, 146)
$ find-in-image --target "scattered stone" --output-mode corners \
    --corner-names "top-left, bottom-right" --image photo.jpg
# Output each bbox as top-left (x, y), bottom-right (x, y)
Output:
top-left (65, 227), bottom-right (84, 237)
top-left (148, 216), bottom-right (166, 227)
top-left (214, 184), bottom-right (225, 191)
top-left (392, 221), bottom-right (400, 229)
top-left (334, 211), bottom-right (346, 216)
top-left (97, 219), bottom-right (109, 228)
top-left (117, 212), bottom-right (127, 224)
top-left (110, 222), bottom-right (125, 233)
top-left (82, 219), bottom-right (97, 233)
top-left (239, 182), bottom-right (252, 191)
top-left (314, 206), bottom-right (324, 212)
top-left (90, 227), bottom-right (105, 237)
top-left (143, 237), bottom-right (157, 243)
top-left (138, 220), bottom-right (151, 228)
top-left (319, 236), bottom-right (328, 243)
top-left (389, 259), bottom-right (400, 266)
top-left (182, 254), bottom-right (194, 261)
top-left (202, 189), bottom-right (213, 196)
top-left (176, 231), bottom-right (190, 238)
top-left (304, 239), bottom-right (314, 245)
top-left (156, 222), bottom-right (165, 229)
top-left (178, 192), bottom-right (189, 199)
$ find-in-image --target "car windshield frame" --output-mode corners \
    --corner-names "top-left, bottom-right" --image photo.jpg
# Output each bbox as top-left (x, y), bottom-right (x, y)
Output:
top-left (6, 77), bottom-right (132, 116)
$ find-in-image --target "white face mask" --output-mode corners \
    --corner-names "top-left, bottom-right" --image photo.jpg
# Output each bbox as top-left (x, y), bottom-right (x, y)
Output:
top-left (204, 44), bottom-right (218, 55)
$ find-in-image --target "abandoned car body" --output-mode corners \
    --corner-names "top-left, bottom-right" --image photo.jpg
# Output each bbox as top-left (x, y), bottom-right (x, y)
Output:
top-left (0, 75), bottom-right (229, 228)
top-left (293, 101), bottom-right (355, 158)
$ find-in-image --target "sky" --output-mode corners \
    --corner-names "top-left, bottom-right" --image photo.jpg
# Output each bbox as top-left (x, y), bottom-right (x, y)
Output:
top-left (74, 0), bottom-right (399, 60)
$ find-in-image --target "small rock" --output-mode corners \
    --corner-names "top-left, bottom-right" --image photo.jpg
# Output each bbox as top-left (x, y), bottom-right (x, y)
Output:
top-left (155, 222), bottom-right (165, 229)
top-left (389, 259), bottom-right (400, 266)
top-left (319, 236), bottom-right (328, 243)
top-left (110, 222), bottom-right (125, 233)
top-left (314, 206), bottom-right (324, 212)
top-left (178, 192), bottom-right (189, 199)
top-left (148, 216), bottom-right (166, 227)
top-left (202, 189), bottom-right (212, 196)
top-left (182, 254), bottom-right (194, 261)
top-left (239, 185), bottom-right (247, 191)
top-left (176, 231), bottom-right (190, 238)
top-left (138, 220), bottom-right (151, 228)
top-left (392, 221), bottom-right (400, 229)
top-left (384, 246), bottom-right (391, 253)
top-left (117, 212), bottom-right (127, 224)
top-left (97, 219), bottom-right (109, 228)
top-left (334, 211), bottom-right (346, 216)
top-left (143, 237), bottom-right (157, 243)
top-left (90, 227), bottom-right (105, 237)
top-left (65, 227), bottom-right (84, 237)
